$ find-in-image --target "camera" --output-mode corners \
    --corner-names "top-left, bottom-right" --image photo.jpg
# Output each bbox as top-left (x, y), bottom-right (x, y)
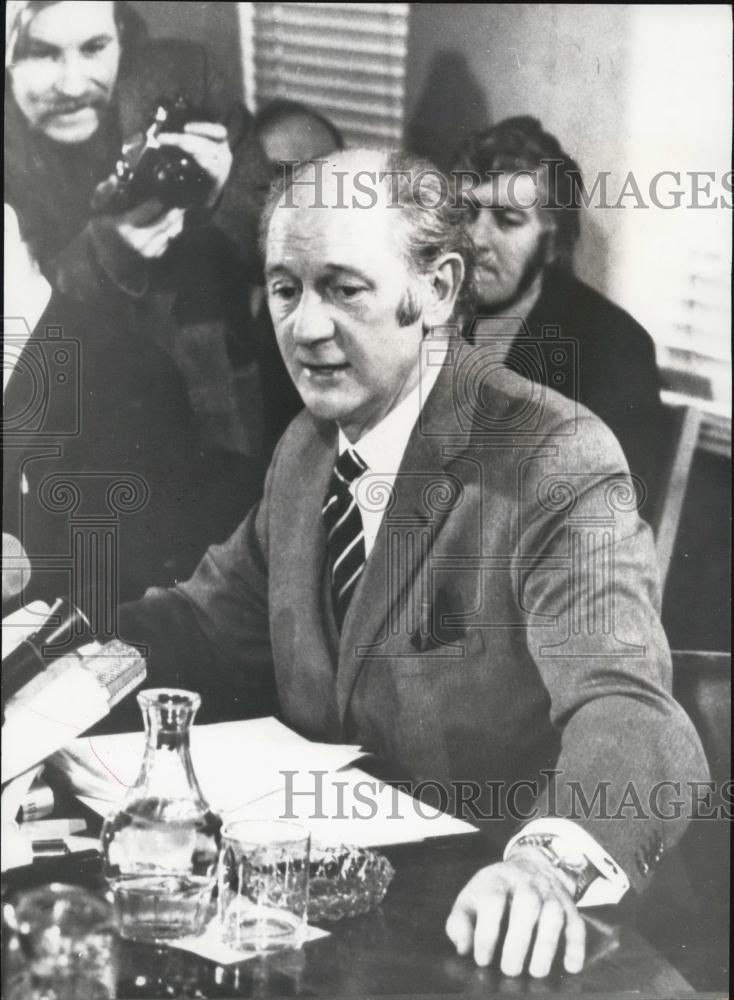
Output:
top-left (106, 97), bottom-right (215, 212)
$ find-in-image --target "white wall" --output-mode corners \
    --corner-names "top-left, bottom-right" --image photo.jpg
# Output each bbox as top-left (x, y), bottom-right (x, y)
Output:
top-left (405, 4), bottom-right (640, 292)
top-left (613, 5), bottom-right (731, 409)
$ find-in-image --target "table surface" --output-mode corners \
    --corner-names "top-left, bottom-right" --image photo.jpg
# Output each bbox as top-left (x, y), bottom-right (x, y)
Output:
top-left (3, 832), bottom-right (708, 999)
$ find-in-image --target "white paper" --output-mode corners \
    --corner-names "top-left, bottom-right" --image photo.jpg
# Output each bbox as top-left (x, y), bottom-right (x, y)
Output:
top-left (1, 601), bottom-right (53, 657)
top-left (169, 920), bottom-right (329, 965)
top-left (227, 766), bottom-right (477, 846)
top-left (0, 825), bottom-right (33, 871)
top-left (51, 716), bottom-right (364, 814)
top-left (52, 716), bottom-right (476, 846)
top-left (2, 660), bottom-right (110, 783)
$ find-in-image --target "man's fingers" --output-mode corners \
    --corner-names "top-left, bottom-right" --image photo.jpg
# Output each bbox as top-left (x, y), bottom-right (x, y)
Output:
top-left (160, 208), bottom-right (185, 238)
top-left (447, 858), bottom-right (587, 978)
top-left (138, 230), bottom-right (171, 259)
top-left (156, 133), bottom-right (218, 158)
top-left (500, 886), bottom-right (542, 977)
top-left (141, 211), bottom-right (185, 254)
top-left (445, 901), bottom-right (475, 956)
top-left (117, 207), bottom-right (185, 257)
top-left (155, 131), bottom-right (232, 206)
top-left (124, 207), bottom-right (184, 239)
top-left (562, 905), bottom-right (586, 974)
top-left (183, 121), bottom-right (228, 140)
top-left (156, 133), bottom-right (231, 176)
top-left (121, 198), bottom-right (167, 227)
top-left (471, 891), bottom-right (507, 967)
top-left (528, 898), bottom-right (566, 978)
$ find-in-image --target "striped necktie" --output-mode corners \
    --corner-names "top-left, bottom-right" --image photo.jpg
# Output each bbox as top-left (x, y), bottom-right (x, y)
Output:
top-left (322, 448), bottom-right (368, 630)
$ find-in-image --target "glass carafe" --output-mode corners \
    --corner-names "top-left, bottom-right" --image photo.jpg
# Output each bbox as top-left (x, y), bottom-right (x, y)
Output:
top-left (101, 689), bottom-right (221, 942)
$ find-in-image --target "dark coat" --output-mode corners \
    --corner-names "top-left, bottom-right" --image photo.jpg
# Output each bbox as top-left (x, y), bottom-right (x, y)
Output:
top-left (3, 292), bottom-right (265, 605)
top-left (497, 267), bottom-right (666, 524)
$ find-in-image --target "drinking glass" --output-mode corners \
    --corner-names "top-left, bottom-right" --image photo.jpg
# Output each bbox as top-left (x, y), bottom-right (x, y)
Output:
top-left (2, 883), bottom-right (118, 1000)
top-left (217, 820), bottom-right (310, 952)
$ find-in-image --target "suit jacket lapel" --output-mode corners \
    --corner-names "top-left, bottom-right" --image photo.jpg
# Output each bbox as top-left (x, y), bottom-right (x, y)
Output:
top-left (274, 420), bottom-right (341, 686)
top-left (336, 341), bottom-right (473, 723)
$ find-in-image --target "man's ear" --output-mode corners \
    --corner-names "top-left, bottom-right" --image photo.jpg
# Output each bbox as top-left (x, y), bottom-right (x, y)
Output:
top-left (422, 253), bottom-right (465, 329)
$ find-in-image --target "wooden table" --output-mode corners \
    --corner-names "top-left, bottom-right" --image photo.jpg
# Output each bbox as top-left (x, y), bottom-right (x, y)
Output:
top-left (4, 833), bottom-right (699, 998)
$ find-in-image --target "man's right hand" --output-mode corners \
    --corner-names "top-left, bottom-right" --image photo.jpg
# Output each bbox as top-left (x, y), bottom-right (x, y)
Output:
top-left (92, 177), bottom-right (186, 259)
top-left (445, 847), bottom-right (586, 978)
top-left (113, 201), bottom-right (186, 259)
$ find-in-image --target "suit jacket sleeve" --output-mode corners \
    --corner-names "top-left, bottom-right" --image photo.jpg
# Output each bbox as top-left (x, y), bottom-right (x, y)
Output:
top-left (118, 437), bottom-right (281, 722)
top-left (516, 414), bottom-right (708, 893)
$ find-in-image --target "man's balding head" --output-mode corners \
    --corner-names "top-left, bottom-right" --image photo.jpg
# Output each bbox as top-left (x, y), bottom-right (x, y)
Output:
top-left (263, 148), bottom-right (471, 442)
top-left (262, 148), bottom-right (476, 325)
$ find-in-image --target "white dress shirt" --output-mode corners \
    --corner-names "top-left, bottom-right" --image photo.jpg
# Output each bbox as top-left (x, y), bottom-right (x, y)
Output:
top-left (338, 340), bottom-right (447, 557)
top-left (336, 335), bottom-right (628, 907)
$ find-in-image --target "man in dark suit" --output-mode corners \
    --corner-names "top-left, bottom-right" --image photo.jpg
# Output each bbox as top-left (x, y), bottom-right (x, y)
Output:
top-left (453, 118), bottom-right (666, 518)
top-left (120, 150), bottom-right (706, 977)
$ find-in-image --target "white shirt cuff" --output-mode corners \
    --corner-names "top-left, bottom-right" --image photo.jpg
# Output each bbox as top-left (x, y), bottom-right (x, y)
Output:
top-left (504, 817), bottom-right (630, 907)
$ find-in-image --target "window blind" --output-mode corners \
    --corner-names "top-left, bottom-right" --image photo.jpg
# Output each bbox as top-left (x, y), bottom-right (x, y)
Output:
top-left (611, 5), bottom-right (731, 451)
top-left (617, 228), bottom-right (730, 456)
top-left (239, 1), bottom-right (409, 145)
top-left (654, 242), bottom-right (730, 415)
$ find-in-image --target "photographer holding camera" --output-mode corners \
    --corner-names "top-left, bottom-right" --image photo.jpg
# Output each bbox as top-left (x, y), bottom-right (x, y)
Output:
top-left (4, 1), bottom-right (290, 606)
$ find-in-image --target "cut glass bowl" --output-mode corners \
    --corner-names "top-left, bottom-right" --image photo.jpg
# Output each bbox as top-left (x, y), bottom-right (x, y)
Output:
top-left (307, 845), bottom-right (395, 921)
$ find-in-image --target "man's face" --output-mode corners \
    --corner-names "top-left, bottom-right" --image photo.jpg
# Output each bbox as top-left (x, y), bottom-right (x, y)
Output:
top-left (265, 186), bottom-right (426, 443)
top-left (9, 1), bottom-right (120, 144)
top-left (470, 173), bottom-right (554, 312)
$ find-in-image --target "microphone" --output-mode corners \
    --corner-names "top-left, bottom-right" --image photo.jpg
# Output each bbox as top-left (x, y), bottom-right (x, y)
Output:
top-left (2, 597), bottom-right (92, 708)
top-left (2, 639), bottom-right (147, 783)
top-left (2, 534), bottom-right (31, 605)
